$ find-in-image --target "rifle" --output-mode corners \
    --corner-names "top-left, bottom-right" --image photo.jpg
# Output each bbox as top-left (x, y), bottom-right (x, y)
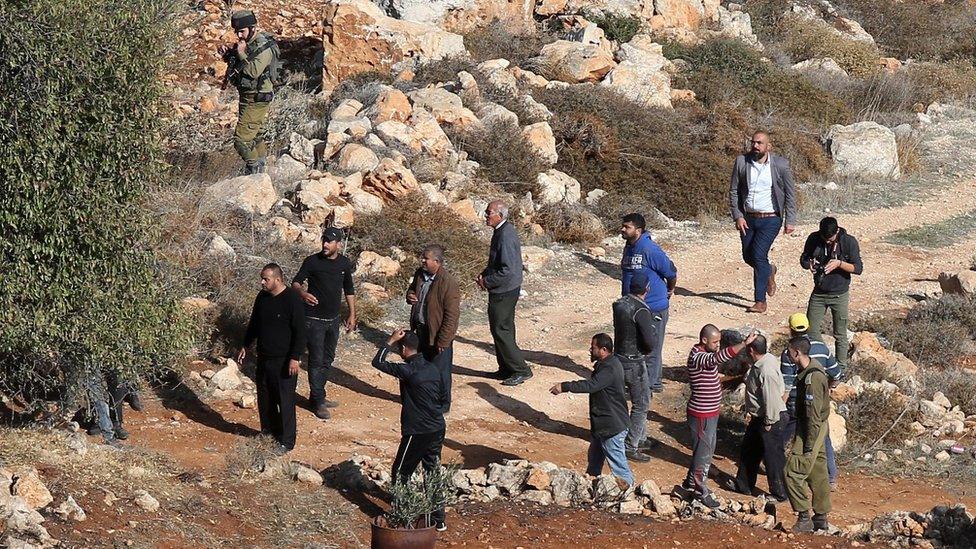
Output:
top-left (219, 46), bottom-right (239, 91)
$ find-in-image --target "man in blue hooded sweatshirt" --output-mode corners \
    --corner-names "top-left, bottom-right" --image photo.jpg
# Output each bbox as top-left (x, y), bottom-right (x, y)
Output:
top-left (619, 213), bottom-right (678, 395)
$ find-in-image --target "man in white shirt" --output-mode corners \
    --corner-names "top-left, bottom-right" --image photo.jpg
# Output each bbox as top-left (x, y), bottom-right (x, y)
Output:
top-left (729, 131), bottom-right (798, 313)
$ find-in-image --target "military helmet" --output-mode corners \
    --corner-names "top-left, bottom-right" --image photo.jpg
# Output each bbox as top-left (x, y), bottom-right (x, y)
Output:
top-left (231, 10), bottom-right (258, 30)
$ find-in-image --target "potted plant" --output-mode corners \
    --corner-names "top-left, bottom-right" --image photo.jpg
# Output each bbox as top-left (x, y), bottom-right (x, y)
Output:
top-left (371, 460), bottom-right (457, 549)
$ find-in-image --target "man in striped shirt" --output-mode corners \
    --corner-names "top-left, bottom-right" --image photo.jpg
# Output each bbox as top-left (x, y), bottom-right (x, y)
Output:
top-left (685, 325), bottom-right (758, 508)
top-left (780, 313), bottom-right (842, 489)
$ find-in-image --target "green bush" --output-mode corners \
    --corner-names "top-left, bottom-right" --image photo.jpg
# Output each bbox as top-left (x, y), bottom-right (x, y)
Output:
top-left (584, 11), bottom-right (643, 43)
top-left (0, 0), bottom-right (192, 407)
top-left (449, 119), bottom-right (547, 191)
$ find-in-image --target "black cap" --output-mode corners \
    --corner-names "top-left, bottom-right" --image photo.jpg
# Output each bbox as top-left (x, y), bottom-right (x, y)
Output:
top-left (231, 10), bottom-right (258, 30)
top-left (629, 272), bottom-right (649, 295)
top-left (322, 227), bottom-right (344, 242)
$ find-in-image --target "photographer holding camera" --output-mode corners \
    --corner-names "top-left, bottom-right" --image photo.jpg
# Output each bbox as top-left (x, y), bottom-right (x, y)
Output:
top-left (800, 217), bottom-right (863, 371)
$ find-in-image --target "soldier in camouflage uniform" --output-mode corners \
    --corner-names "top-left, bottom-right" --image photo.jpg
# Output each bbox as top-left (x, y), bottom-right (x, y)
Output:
top-left (219, 10), bottom-right (279, 175)
top-left (784, 336), bottom-right (832, 533)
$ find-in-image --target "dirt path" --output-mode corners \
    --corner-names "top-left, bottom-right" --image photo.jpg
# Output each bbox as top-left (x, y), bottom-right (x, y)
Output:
top-left (117, 173), bottom-right (976, 548)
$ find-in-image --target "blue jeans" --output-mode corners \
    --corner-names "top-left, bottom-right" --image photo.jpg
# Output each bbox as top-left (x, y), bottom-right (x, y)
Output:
top-left (587, 430), bottom-right (634, 486)
top-left (306, 317), bottom-right (341, 405)
top-left (739, 215), bottom-right (782, 303)
top-left (620, 359), bottom-right (649, 452)
top-left (782, 414), bottom-right (837, 484)
top-left (645, 306), bottom-right (669, 392)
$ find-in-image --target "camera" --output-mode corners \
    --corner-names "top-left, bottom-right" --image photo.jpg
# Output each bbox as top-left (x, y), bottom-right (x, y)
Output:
top-left (811, 259), bottom-right (826, 285)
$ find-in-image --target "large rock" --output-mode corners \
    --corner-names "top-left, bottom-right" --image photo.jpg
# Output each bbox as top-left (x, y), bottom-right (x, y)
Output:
top-left (133, 490), bottom-right (160, 512)
top-left (522, 246), bottom-right (556, 273)
top-left (366, 86), bottom-right (413, 124)
top-left (337, 143), bottom-right (380, 172)
top-left (11, 468), bottom-right (53, 510)
top-left (825, 122), bottom-right (900, 179)
top-left (322, 0), bottom-right (466, 84)
top-left (210, 360), bottom-right (244, 391)
top-left (653, 0), bottom-right (706, 30)
top-left (354, 251), bottom-right (401, 278)
top-left (200, 174), bottom-right (277, 217)
top-left (828, 402), bottom-right (847, 451)
top-left (792, 57), bottom-right (848, 78)
top-left (534, 41), bottom-right (616, 83)
top-left (486, 463), bottom-right (528, 496)
top-left (373, 0), bottom-right (534, 33)
top-left (521, 122), bottom-right (558, 166)
top-left (375, 120), bottom-right (423, 155)
top-left (53, 496), bottom-right (87, 522)
top-left (850, 332), bottom-right (917, 384)
top-left (600, 37), bottom-right (672, 108)
top-left (409, 108), bottom-right (455, 157)
top-left (938, 271), bottom-right (976, 297)
top-left (536, 169), bottom-right (582, 205)
top-left (362, 158), bottom-right (419, 201)
top-left (347, 189), bottom-right (385, 215)
top-left (288, 133), bottom-right (321, 166)
top-left (651, 494), bottom-right (677, 516)
top-left (408, 87), bottom-right (479, 128)
top-left (919, 399), bottom-right (947, 428)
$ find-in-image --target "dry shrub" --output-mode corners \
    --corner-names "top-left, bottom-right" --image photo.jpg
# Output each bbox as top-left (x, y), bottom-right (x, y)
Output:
top-left (583, 10), bottom-right (643, 43)
top-left (346, 192), bottom-right (486, 294)
top-left (904, 61), bottom-right (976, 105)
top-left (773, 16), bottom-right (880, 77)
top-left (888, 318), bottom-right (969, 369)
top-left (450, 119), bottom-right (547, 192)
top-left (844, 387), bottom-right (919, 450)
top-left (845, 357), bottom-right (893, 384)
top-left (464, 21), bottom-right (557, 66)
top-left (352, 293), bottom-right (387, 328)
top-left (896, 134), bottom-right (922, 177)
top-left (534, 203), bottom-right (605, 243)
top-left (834, 0), bottom-right (976, 61)
top-left (907, 294), bottom-right (976, 340)
top-left (919, 368), bottom-right (976, 416)
top-left (412, 57), bottom-right (476, 87)
top-left (225, 435), bottom-right (280, 480)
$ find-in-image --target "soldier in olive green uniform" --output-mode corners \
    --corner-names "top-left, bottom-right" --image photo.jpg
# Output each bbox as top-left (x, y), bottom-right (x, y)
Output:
top-left (784, 336), bottom-right (832, 533)
top-left (220, 10), bottom-right (279, 175)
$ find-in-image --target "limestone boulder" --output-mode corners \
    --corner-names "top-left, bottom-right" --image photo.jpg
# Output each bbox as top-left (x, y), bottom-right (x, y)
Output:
top-left (11, 468), bottom-right (53, 510)
top-left (270, 154), bottom-right (310, 183)
top-left (409, 108), bottom-right (455, 157)
top-left (534, 40), bottom-right (616, 83)
top-left (601, 37), bottom-right (672, 108)
top-left (337, 143), bottom-right (380, 172)
top-left (408, 87), bottom-right (479, 128)
top-left (288, 133), bottom-right (322, 166)
top-left (850, 332), bottom-right (917, 384)
top-left (322, 0), bottom-right (466, 84)
top-left (549, 468), bottom-right (591, 506)
top-left (355, 251), bottom-right (401, 279)
top-left (521, 122), bottom-right (558, 166)
top-left (825, 123), bottom-right (899, 179)
top-left (828, 402), bottom-right (847, 451)
top-left (536, 169), bottom-right (582, 206)
top-left (374, 0), bottom-right (534, 33)
top-left (347, 189), bottom-right (386, 215)
top-left (709, 6), bottom-right (762, 49)
top-left (200, 174), bottom-right (277, 217)
top-left (477, 102), bottom-right (519, 128)
top-left (362, 158), bottom-right (419, 201)
top-left (938, 271), bottom-right (976, 297)
top-left (486, 463), bottom-right (528, 496)
top-left (450, 198), bottom-right (481, 224)
top-left (375, 120), bottom-right (423, 155)
top-left (653, 0), bottom-right (707, 29)
top-left (365, 86), bottom-right (413, 124)
top-left (522, 246), bottom-right (556, 273)
top-left (328, 116), bottom-right (372, 139)
top-left (793, 57), bottom-right (849, 78)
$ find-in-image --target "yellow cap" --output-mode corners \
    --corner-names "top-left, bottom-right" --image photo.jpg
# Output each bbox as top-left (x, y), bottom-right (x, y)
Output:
top-left (788, 313), bottom-right (810, 332)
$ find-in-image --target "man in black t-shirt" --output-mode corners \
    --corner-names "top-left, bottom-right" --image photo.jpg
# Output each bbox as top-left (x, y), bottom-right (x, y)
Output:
top-left (291, 227), bottom-right (357, 420)
top-left (239, 263), bottom-right (306, 454)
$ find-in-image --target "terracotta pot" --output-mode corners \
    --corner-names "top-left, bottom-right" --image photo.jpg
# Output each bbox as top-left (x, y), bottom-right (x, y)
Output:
top-left (370, 516), bottom-right (437, 549)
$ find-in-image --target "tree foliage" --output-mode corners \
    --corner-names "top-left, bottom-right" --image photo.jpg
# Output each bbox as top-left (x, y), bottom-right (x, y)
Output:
top-left (0, 0), bottom-right (192, 408)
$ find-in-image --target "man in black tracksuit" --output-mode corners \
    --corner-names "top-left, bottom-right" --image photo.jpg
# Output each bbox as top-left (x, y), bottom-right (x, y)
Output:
top-left (372, 329), bottom-right (450, 531)
top-left (240, 263), bottom-right (306, 454)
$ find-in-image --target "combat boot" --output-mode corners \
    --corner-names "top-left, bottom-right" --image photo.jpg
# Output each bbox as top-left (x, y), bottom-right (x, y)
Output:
top-left (254, 158), bottom-right (266, 173)
top-left (813, 513), bottom-right (830, 532)
top-left (792, 511), bottom-right (814, 533)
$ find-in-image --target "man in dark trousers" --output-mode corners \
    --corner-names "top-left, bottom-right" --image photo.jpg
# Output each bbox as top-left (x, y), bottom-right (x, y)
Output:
top-left (292, 227), bottom-right (356, 420)
top-left (239, 263), bottom-right (306, 455)
top-left (619, 213), bottom-right (677, 396)
top-left (612, 272), bottom-right (657, 463)
top-left (784, 336), bottom-right (831, 533)
top-left (800, 216), bottom-right (863, 372)
top-left (550, 334), bottom-right (634, 487)
top-left (372, 329), bottom-right (449, 532)
top-left (406, 244), bottom-right (460, 410)
top-left (477, 200), bottom-right (530, 386)
top-left (729, 335), bottom-right (788, 501)
top-left (729, 131), bottom-right (797, 313)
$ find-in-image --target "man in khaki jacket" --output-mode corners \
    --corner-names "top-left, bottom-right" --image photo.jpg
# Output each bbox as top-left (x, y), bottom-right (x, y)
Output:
top-left (407, 244), bottom-right (461, 411)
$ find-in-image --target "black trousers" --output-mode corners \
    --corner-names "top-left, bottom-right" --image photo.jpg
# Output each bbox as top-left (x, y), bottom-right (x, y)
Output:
top-left (734, 411), bottom-right (788, 499)
top-left (487, 288), bottom-right (529, 376)
top-left (416, 325), bottom-right (454, 413)
top-left (392, 429), bottom-right (446, 524)
top-left (256, 356), bottom-right (298, 450)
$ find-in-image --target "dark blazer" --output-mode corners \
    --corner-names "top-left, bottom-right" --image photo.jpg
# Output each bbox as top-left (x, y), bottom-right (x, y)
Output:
top-left (481, 221), bottom-right (523, 294)
top-left (407, 267), bottom-right (461, 349)
top-left (729, 153), bottom-right (797, 226)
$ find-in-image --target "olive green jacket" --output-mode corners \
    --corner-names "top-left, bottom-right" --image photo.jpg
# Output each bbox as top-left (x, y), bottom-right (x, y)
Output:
top-left (795, 358), bottom-right (830, 453)
top-left (231, 31), bottom-right (274, 95)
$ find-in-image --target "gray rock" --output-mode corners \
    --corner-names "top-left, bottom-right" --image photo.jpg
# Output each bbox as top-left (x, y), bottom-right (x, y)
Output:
top-left (516, 490), bottom-right (553, 505)
top-left (291, 463), bottom-right (324, 485)
top-left (651, 494), bottom-right (677, 516)
top-left (486, 463), bottom-right (528, 496)
top-left (210, 361), bottom-right (243, 391)
top-left (200, 174), bottom-right (278, 217)
top-left (825, 122), bottom-right (900, 179)
top-left (133, 490), bottom-right (159, 512)
top-left (592, 475), bottom-right (623, 502)
top-left (549, 468), bottom-right (591, 506)
top-left (619, 499), bottom-right (644, 514)
top-left (53, 496), bottom-right (86, 522)
top-left (636, 479), bottom-right (661, 498)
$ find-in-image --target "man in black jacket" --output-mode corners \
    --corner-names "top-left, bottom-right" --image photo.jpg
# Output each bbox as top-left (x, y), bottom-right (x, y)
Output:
top-left (800, 217), bottom-right (863, 370)
top-left (239, 263), bottom-right (306, 455)
top-left (372, 329), bottom-right (449, 532)
top-left (477, 200), bottom-right (530, 386)
top-left (612, 272), bottom-right (657, 463)
top-left (550, 334), bottom-right (634, 487)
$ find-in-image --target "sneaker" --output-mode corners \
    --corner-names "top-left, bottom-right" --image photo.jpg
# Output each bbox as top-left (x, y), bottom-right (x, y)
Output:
top-left (435, 521), bottom-right (447, 532)
top-left (501, 373), bottom-right (533, 386)
top-left (322, 398), bottom-right (340, 409)
top-left (681, 479), bottom-right (694, 491)
top-left (313, 403), bottom-right (331, 420)
top-left (113, 425), bottom-right (129, 440)
top-left (625, 449), bottom-right (650, 463)
top-left (792, 512), bottom-right (814, 533)
top-left (699, 493), bottom-right (721, 509)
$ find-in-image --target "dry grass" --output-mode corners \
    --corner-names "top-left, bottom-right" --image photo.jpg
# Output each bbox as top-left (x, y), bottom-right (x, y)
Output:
top-left (774, 15), bottom-right (880, 77)
top-left (449, 118), bottom-right (548, 191)
top-left (464, 21), bottom-right (557, 66)
top-left (843, 388), bottom-right (919, 451)
top-left (534, 203), bottom-right (605, 244)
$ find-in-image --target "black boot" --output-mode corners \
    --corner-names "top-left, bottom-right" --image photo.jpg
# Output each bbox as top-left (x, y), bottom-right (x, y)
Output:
top-left (813, 513), bottom-right (829, 532)
top-left (792, 511), bottom-right (814, 533)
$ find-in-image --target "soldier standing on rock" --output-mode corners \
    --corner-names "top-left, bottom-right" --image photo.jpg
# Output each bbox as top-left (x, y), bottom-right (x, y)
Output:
top-left (218, 10), bottom-right (280, 175)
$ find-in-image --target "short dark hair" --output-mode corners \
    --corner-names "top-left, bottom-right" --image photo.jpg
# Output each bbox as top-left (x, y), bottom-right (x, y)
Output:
top-left (400, 331), bottom-right (421, 352)
top-left (818, 217), bottom-right (839, 240)
top-left (749, 334), bottom-right (768, 355)
top-left (621, 213), bottom-right (646, 231)
top-left (422, 244), bottom-right (445, 263)
top-left (788, 336), bottom-right (811, 356)
top-left (261, 263), bottom-right (283, 280)
top-left (592, 333), bottom-right (613, 353)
